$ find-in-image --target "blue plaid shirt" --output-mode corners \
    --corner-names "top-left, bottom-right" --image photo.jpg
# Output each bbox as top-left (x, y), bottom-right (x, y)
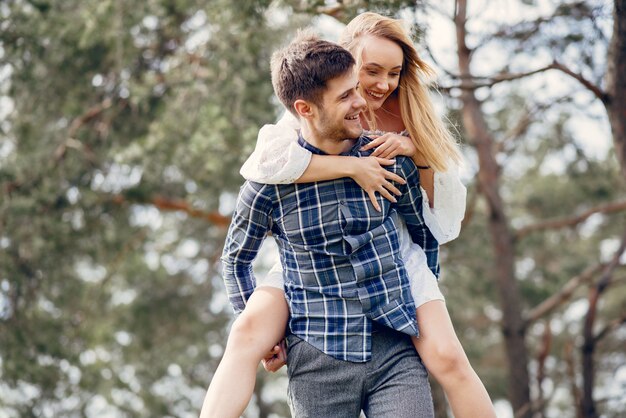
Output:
top-left (222, 134), bottom-right (439, 362)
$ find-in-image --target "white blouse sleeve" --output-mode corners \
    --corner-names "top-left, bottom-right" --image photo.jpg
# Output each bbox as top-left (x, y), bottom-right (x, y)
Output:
top-left (239, 111), bottom-right (311, 184)
top-left (420, 162), bottom-right (467, 245)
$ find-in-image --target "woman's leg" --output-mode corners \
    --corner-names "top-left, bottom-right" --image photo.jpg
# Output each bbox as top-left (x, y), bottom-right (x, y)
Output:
top-left (412, 300), bottom-right (496, 418)
top-left (200, 287), bottom-right (289, 418)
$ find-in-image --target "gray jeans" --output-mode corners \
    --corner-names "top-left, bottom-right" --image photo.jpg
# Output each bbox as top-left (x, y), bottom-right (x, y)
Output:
top-left (286, 325), bottom-right (434, 417)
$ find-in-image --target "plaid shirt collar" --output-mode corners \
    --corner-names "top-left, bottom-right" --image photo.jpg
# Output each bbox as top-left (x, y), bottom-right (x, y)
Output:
top-left (296, 131), bottom-right (364, 157)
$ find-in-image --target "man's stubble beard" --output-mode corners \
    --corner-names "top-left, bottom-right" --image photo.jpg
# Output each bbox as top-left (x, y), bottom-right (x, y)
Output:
top-left (317, 109), bottom-right (362, 144)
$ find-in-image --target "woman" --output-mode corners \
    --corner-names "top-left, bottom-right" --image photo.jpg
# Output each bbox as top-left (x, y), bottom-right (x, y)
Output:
top-left (201, 12), bottom-right (495, 418)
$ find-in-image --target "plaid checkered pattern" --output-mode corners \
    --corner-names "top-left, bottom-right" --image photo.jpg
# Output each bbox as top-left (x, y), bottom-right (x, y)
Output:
top-left (221, 134), bottom-right (439, 362)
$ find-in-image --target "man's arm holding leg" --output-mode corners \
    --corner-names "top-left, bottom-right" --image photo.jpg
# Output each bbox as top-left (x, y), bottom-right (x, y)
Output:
top-left (221, 182), bottom-right (274, 313)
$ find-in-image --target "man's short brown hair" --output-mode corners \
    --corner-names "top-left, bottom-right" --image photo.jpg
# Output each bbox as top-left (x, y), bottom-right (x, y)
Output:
top-left (270, 30), bottom-right (356, 115)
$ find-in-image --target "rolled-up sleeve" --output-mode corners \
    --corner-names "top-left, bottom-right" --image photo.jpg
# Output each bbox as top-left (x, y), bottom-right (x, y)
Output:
top-left (221, 182), bottom-right (274, 313)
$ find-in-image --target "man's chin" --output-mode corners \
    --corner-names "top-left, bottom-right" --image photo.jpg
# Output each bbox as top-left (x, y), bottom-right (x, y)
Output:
top-left (344, 125), bottom-right (363, 139)
top-left (350, 127), bottom-right (364, 139)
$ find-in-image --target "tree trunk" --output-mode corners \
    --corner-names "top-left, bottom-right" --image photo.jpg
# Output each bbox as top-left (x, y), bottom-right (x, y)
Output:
top-left (605, 0), bottom-right (626, 181)
top-left (581, 288), bottom-right (599, 418)
top-left (578, 3), bottom-right (626, 415)
top-left (454, 1), bottom-right (532, 415)
top-left (580, 228), bottom-right (626, 417)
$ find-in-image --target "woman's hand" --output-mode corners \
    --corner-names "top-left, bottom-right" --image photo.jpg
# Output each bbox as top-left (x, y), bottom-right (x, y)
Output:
top-left (261, 340), bottom-right (287, 372)
top-left (361, 133), bottom-right (417, 160)
top-left (348, 156), bottom-right (406, 212)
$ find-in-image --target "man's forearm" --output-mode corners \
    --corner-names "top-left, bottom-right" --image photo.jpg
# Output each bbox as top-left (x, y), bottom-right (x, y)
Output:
top-left (222, 261), bottom-right (256, 314)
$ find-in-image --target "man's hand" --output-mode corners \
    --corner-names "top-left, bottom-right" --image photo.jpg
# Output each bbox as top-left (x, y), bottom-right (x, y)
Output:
top-left (348, 156), bottom-right (406, 212)
top-left (261, 340), bottom-right (287, 372)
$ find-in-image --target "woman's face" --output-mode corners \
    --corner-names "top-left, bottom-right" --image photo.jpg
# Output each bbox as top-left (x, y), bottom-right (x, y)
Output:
top-left (358, 35), bottom-right (404, 110)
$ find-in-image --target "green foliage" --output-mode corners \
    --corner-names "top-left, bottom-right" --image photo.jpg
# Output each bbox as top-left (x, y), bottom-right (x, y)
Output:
top-left (1, 0), bottom-right (623, 417)
top-left (1, 0), bottom-right (307, 416)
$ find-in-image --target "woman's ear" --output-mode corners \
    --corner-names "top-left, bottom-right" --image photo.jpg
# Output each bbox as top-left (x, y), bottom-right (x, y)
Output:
top-left (293, 99), bottom-right (315, 119)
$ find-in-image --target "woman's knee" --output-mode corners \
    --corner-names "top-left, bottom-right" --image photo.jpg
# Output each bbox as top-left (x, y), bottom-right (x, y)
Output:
top-left (226, 312), bottom-right (267, 354)
top-left (427, 342), bottom-right (471, 378)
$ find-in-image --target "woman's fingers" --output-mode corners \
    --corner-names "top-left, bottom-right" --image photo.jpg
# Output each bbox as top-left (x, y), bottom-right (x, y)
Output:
top-left (379, 147), bottom-right (400, 160)
top-left (352, 156), bottom-right (409, 209)
top-left (374, 157), bottom-right (396, 166)
top-left (384, 180), bottom-right (402, 197)
top-left (381, 166), bottom-right (406, 185)
top-left (371, 140), bottom-right (394, 157)
top-left (368, 190), bottom-right (382, 212)
top-left (363, 133), bottom-right (418, 160)
top-left (360, 136), bottom-right (384, 151)
top-left (377, 185), bottom-right (397, 203)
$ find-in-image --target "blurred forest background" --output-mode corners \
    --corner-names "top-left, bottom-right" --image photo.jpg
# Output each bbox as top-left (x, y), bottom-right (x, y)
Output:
top-left (1, 0), bottom-right (625, 417)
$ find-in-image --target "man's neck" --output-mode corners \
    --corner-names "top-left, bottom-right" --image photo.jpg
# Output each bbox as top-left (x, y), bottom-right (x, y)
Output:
top-left (300, 123), bottom-right (356, 155)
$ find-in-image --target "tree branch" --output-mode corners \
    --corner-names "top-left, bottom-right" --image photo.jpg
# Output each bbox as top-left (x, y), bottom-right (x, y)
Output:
top-left (564, 340), bottom-right (583, 418)
top-left (54, 97), bottom-right (118, 165)
top-left (438, 59), bottom-right (608, 101)
top-left (515, 200), bottom-right (626, 240)
top-left (593, 311), bottom-right (626, 344)
top-left (424, 44), bottom-right (460, 80)
top-left (317, 4), bottom-right (345, 19)
top-left (551, 60), bottom-right (608, 104)
top-left (455, 64), bottom-right (557, 90)
top-left (501, 95), bottom-right (571, 144)
top-left (524, 263), bottom-right (605, 325)
top-left (67, 97), bottom-right (114, 138)
top-left (111, 194), bottom-right (231, 228)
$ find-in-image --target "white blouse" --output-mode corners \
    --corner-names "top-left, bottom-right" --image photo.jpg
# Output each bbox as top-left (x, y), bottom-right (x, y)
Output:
top-left (240, 111), bottom-right (467, 245)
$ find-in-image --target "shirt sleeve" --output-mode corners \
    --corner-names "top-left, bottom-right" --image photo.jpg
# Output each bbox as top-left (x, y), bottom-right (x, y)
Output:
top-left (221, 182), bottom-right (274, 314)
top-left (239, 111), bottom-right (312, 184)
top-left (394, 158), bottom-right (441, 278)
top-left (420, 162), bottom-right (467, 244)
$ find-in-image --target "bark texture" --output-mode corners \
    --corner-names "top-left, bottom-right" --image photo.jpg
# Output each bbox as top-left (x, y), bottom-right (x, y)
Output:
top-left (454, 1), bottom-right (532, 415)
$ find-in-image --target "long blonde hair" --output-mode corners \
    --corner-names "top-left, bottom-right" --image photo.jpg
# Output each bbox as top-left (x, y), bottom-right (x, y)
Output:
top-left (339, 12), bottom-right (461, 171)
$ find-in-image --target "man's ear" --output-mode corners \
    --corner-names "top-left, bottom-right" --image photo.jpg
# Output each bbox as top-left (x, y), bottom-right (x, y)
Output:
top-left (293, 99), bottom-right (315, 119)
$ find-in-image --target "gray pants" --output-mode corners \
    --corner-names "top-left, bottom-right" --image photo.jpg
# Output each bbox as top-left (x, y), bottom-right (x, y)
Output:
top-left (286, 325), bottom-right (434, 417)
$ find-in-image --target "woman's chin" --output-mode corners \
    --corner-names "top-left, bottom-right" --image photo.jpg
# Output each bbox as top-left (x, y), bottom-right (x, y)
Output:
top-left (365, 99), bottom-right (384, 110)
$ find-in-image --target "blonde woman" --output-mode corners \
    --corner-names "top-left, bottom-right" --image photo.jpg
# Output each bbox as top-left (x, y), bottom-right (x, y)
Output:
top-left (201, 12), bottom-right (495, 418)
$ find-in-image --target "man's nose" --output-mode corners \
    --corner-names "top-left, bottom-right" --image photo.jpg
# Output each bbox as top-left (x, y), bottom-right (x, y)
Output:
top-left (353, 93), bottom-right (367, 110)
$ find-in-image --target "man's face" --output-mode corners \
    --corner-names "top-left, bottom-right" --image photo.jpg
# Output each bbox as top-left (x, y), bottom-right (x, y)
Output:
top-left (311, 69), bottom-right (367, 142)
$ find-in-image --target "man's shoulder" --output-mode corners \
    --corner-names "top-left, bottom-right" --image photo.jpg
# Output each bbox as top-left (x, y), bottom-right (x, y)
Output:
top-left (241, 181), bottom-right (299, 202)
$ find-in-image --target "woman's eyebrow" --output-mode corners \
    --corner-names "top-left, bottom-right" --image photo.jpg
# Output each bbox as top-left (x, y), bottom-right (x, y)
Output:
top-left (363, 62), bottom-right (402, 70)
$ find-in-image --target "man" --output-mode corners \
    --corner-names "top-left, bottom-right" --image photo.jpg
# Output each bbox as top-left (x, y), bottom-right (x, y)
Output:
top-left (222, 32), bottom-right (437, 417)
